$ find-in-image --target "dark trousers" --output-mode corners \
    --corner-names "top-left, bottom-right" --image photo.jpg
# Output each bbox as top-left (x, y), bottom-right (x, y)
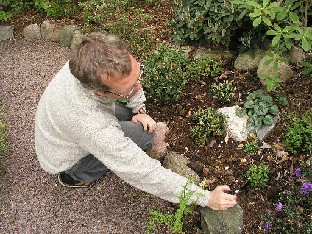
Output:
top-left (65, 104), bottom-right (155, 182)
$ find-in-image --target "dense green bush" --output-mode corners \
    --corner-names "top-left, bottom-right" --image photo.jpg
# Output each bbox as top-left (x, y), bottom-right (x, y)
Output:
top-left (142, 44), bottom-right (189, 103)
top-left (170, 0), bottom-right (246, 47)
top-left (79, 0), bottom-right (156, 58)
top-left (0, 0), bottom-right (32, 21)
top-left (185, 57), bottom-right (224, 82)
top-left (236, 89), bottom-right (279, 132)
top-left (190, 108), bottom-right (226, 145)
top-left (283, 108), bottom-right (312, 154)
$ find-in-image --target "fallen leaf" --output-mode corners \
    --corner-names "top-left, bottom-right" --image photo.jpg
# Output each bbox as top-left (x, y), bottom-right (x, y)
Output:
top-left (273, 142), bottom-right (286, 152)
top-left (208, 139), bottom-right (216, 148)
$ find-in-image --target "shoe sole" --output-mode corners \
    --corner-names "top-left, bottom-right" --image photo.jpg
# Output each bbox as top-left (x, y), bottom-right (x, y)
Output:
top-left (58, 174), bottom-right (94, 188)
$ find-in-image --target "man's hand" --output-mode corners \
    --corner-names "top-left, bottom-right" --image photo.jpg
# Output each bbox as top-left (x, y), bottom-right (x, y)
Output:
top-left (132, 113), bottom-right (157, 134)
top-left (207, 185), bottom-right (237, 210)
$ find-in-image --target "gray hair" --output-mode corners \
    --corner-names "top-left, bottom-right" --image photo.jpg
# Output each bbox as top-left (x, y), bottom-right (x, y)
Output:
top-left (69, 32), bottom-right (131, 92)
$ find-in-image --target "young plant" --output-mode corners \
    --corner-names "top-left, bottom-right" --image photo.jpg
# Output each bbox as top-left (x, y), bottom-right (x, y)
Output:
top-left (283, 108), bottom-right (312, 154)
top-left (146, 179), bottom-right (196, 234)
top-left (191, 108), bottom-right (227, 145)
top-left (236, 89), bottom-right (279, 132)
top-left (142, 43), bottom-right (189, 103)
top-left (243, 140), bottom-right (259, 155)
top-left (210, 81), bottom-right (235, 105)
top-left (247, 163), bottom-right (270, 188)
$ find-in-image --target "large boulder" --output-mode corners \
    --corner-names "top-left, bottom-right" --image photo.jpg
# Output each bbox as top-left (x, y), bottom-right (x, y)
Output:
top-left (285, 46), bottom-right (306, 64)
top-left (234, 49), bottom-right (265, 71)
top-left (257, 55), bottom-right (293, 84)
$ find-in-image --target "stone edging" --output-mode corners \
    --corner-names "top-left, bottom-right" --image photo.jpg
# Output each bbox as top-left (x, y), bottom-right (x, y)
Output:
top-left (0, 20), bottom-right (82, 49)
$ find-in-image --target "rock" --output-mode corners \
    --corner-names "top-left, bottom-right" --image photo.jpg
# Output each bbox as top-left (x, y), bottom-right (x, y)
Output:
top-left (181, 45), bottom-right (194, 58)
top-left (217, 106), bottom-right (248, 142)
top-left (201, 204), bottom-right (244, 234)
top-left (285, 46), bottom-right (306, 64)
top-left (60, 25), bottom-right (80, 47)
top-left (194, 47), bottom-right (221, 60)
top-left (257, 55), bottom-right (294, 84)
top-left (163, 151), bottom-right (200, 182)
top-left (0, 26), bottom-right (14, 40)
top-left (256, 113), bottom-right (280, 142)
top-left (147, 122), bottom-right (169, 161)
top-left (234, 49), bottom-right (265, 71)
top-left (23, 23), bottom-right (41, 40)
top-left (70, 30), bottom-right (83, 50)
top-left (40, 20), bottom-right (62, 42)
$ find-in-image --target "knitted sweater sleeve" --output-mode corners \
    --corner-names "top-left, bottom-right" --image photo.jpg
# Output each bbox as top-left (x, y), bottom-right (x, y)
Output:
top-left (125, 88), bottom-right (146, 113)
top-left (75, 118), bottom-right (211, 207)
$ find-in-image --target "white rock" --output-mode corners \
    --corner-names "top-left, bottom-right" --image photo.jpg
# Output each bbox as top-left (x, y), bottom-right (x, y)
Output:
top-left (217, 106), bottom-right (248, 142)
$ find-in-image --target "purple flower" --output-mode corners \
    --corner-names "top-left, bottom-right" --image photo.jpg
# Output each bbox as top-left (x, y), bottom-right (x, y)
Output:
top-left (264, 222), bottom-right (272, 230)
top-left (295, 167), bottom-right (301, 177)
top-left (276, 202), bottom-right (283, 211)
top-left (300, 181), bottom-right (312, 195)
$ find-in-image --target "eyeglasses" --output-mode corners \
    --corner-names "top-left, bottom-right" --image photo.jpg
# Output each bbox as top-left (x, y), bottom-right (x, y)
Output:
top-left (108, 63), bottom-right (144, 99)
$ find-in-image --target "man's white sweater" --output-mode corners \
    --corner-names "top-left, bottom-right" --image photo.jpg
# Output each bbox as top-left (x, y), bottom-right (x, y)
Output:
top-left (35, 62), bottom-right (210, 206)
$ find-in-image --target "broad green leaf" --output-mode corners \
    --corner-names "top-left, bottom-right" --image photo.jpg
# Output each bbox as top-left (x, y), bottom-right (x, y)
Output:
top-left (273, 60), bottom-right (278, 71)
top-left (253, 17), bottom-right (262, 27)
top-left (302, 38), bottom-right (311, 51)
top-left (273, 23), bottom-right (281, 31)
top-left (262, 16), bottom-right (272, 26)
top-left (263, 115), bottom-right (274, 126)
top-left (250, 12), bottom-right (260, 18)
top-left (263, 58), bottom-right (273, 66)
top-left (248, 1), bottom-right (261, 8)
top-left (289, 12), bottom-right (300, 23)
top-left (276, 10), bottom-right (287, 21)
top-left (266, 30), bottom-right (278, 36)
top-left (272, 35), bottom-right (281, 46)
top-left (278, 56), bottom-right (288, 63)
top-left (263, 0), bottom-right (269, 7)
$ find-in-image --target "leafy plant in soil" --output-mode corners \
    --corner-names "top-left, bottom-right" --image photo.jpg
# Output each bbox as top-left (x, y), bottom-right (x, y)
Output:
top-left (247, 163), bottom-right (270, 188)
top-left (283, 108), bottom-right (312, 154)
top-left (236, 89), bottom-right (279, 132)
top-left (190, 108), bottom-right (227, 145)
top-left (146, 179), bottom-right (196, 234)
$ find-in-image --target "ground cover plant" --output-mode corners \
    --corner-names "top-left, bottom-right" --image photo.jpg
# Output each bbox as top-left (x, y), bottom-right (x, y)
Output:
top-left (2, 0), bottom-right (312, 233)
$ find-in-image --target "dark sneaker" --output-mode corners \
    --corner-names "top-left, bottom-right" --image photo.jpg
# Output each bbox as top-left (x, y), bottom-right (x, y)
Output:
top-left (58, 172), bottom-right (94, 188)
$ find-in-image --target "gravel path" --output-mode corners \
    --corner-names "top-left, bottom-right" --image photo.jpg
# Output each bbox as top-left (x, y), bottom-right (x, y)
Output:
top-left (0, 39), bottom-right (171, 234)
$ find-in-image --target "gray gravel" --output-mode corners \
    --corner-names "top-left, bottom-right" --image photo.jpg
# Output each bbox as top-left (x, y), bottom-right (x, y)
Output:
top-left (0, 39), bottom-right (172, 234)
